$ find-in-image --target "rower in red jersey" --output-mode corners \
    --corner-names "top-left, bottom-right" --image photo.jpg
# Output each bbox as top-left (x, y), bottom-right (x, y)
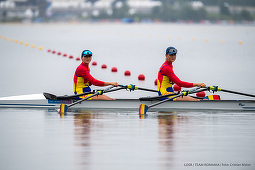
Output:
top-left (73, 50), bottom-right (118, 100)
top-left (157, 46), bottom-right (206, 101)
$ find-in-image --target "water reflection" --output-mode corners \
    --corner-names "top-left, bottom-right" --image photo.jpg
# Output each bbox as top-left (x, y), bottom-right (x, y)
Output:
top-left (73, 111), bottom-right (94, 166)
top-left (157, 112), bottom-right (190, 169)
top-left (56, 110), bottom-right (255, 170)
top-left (69, 110), bottom-right (191, 169)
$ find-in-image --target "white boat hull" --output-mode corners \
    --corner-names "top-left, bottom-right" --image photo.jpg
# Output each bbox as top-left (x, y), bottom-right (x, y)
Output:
top-left (0, 94), bottom-right (255, 111)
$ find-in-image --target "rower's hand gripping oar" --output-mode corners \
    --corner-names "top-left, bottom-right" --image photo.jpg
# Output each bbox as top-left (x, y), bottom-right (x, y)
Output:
top-left (139, 87), bottom-right (205, 115)
top-left (208, 86), bottom-right (255, 98)
top-left (119, 84), bottom-right (158, 93)
top-left (59, 86), bottom-right (115, 114)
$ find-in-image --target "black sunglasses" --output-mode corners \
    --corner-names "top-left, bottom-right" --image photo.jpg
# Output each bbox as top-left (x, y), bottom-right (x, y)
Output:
top-left (82, 55), bottom-right (92, 57)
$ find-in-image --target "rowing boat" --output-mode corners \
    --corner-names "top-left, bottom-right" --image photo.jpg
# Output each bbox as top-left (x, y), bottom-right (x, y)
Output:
top-left (0, 93), bottom-right (255, 111)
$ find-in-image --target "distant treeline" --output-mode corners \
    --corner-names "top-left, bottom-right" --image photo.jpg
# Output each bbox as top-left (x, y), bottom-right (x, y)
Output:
top-left (86, 0), bottom-right (255, 7)
top-left (179, 0), bottom-right (255, 6)
top-left (92, 0), bottom-right (255, 22)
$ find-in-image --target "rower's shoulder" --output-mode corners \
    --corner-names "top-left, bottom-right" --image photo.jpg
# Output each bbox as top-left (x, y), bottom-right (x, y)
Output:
top-left (160, 62), bottom-right (172, 70)
top-left (77, 63), bottom-right (89, 70)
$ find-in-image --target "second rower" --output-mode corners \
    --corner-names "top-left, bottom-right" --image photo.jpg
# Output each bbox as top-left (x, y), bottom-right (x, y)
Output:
top-left (157, 46), bottom-right (206, 101)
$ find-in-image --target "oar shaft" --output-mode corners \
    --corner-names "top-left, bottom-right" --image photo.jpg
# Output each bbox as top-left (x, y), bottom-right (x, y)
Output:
top-left (119, 84), bottom-right (158, 92)
top-left (107, 86), bottom-right (126, 92)
top-left (148, 93), bottom-right (183, 108)
top-left (68, 86), bottom-right (115, 108)
top-left (148, 87), bottom-right (204, 109)
top-left (149, 87), bottom-right (207, 100)
top-left (59, 86), bottom-right (116, 114)
top-left (137, 87), bottom-right (158, 93)
top-left (139, 93), bottom-right (177, 101)
top-left (221, 89), bottom-right (255, 98)
top-left (68, 93), bottom-right (97, 107)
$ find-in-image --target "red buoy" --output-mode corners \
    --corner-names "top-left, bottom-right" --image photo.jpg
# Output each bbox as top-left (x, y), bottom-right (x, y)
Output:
top-left (57, 52), bottom-right (61, 55)
top-left (92, 61), bottom-right (97, 66)
top-left (196, 91), bottom-right (206, 98)
top-left (101, 64), bottom-right (107, 69)
top-left (138, 74), bottom-right (145, 81)
top-left (154, 79), bottom-right (157, 86)
top-left (124, 70), bottom-right (131, 76)
top-left (111, 67), bottom-right (117, 72)
top-left (173, 84), bottom-right (181, 91)
top-left (52, 50), bottom-right (56, 54)
top-left (69, 55), bottom-right (73, 59)
top-left (63, 54), bottom-right (67, 57)
top-left (76, 57), bottom-right (80, 61)
top-left (47, 49), bottom-right (51, 52)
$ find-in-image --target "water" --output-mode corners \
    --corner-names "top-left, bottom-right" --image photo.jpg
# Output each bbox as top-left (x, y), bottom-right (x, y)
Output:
top-left (0, 109), bottom-right (254, 170)
top-left (0, 23), bottom-right (255, 170)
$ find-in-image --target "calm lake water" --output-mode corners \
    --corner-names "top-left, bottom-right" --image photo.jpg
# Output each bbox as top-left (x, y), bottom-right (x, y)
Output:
top-left (0, 23), bottom-right (255, 170)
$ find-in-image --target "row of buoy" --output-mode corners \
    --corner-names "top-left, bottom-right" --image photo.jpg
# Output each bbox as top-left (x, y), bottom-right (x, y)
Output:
top-left (0, 35), bottom-right (226, 85)
top-left (8, 32), bottom-right (209, 95)
top-left (47, 49), bottom-right (80, 61)
top-left (0, 35), bottom-right (229, 86)
top-left (90, 61), bottom-right (145, 80)
top-left (0, 35), bottom-right (146, 81)
top-left (0, 36), bottom-right (44, 50)
top-left (0, 35), bottom-right (82, 61)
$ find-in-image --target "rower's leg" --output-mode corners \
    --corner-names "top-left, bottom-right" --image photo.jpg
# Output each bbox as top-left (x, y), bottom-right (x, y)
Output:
top-left (176, 96), bottom-right (199, 101)
top-left (91, 95), bottom-right (115, 100)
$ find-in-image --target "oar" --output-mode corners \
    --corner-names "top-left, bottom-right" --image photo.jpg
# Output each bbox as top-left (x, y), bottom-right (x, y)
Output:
top-left (59, 86), bottom-right (115, 114)
top-left (208, 86), bottom-right (255, 98)
top-left (44, 86), bottom-right (125, 100)
top-left (139, 87), bottom-right (204, 115)
top-left (119, 84), bottom-right (158, 93)
top-left (139, 93), bottom-right (178, 101)
top-left (139, 87), bottom-right (208, 101)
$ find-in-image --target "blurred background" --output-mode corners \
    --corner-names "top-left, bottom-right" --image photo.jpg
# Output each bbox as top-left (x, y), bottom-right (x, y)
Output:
top-left (0, 0), bottom-right (255, 24)
top-left (1, 0), bottom-right (255, 99)
top-left (1, 2), bottom-right (255, 170)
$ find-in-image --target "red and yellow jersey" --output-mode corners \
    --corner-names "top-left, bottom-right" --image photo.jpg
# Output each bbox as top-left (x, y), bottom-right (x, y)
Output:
top-left (157, 61), bottom-right (193, 97)
top-left (73, 63), bottom-right (105, 95)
